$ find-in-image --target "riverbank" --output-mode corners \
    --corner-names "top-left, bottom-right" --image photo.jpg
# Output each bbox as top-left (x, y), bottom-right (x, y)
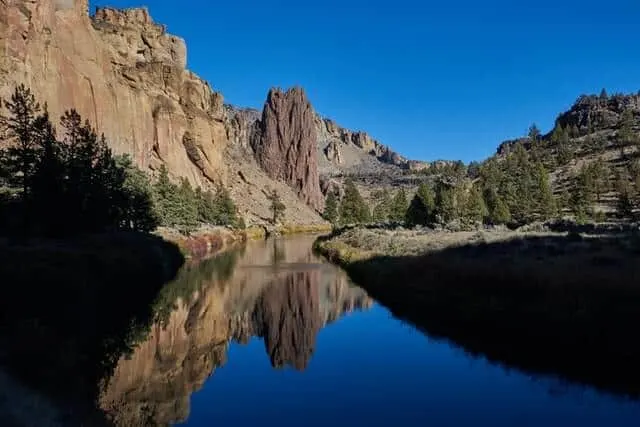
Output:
top-left (315, 226), bottom-right (640, 398)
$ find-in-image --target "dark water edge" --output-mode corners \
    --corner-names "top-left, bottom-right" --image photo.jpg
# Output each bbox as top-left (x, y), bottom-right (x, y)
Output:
top-left (0, 232), bottom-right (186, 426)
top-left (317, 233), bottom-right (640, 400)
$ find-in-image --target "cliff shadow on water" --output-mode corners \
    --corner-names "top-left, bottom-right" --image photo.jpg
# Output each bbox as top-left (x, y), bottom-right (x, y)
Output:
top-left (0, 231), bottom-right (186, 420)
top-left (319, 232), bottom-right (640, 399)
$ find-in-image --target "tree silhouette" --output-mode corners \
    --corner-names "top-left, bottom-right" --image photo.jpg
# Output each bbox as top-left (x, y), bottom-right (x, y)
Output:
top-left (406, 183), bottom-right (435, 227)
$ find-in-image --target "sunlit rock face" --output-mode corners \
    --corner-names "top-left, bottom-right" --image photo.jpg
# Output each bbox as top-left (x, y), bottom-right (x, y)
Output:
top-left (0, 1), bottom-right (226, 188)
top-left (98, 238), bottom-right (372, 426)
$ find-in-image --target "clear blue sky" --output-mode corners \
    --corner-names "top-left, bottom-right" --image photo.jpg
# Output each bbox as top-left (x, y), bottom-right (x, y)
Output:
top-left (90, 0), bottom-right (640, 163)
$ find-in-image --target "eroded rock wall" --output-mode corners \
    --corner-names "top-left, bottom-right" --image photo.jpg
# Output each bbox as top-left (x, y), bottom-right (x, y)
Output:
top-left (0, 0), bottom-right (226, 187)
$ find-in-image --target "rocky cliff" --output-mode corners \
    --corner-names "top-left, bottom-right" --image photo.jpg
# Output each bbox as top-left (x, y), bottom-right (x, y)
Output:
top-left (252, 88), bottom-right (324, 211)
top-left (0, 1), bottom-right (227, 186)
top-left (0, 0), bottom-right (426, 224)
top-left (0, 0), bottom-right (329, 226)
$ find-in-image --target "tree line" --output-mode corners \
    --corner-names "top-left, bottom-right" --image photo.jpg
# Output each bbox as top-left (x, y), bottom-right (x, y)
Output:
top-left (323, 140), bottom-right (626, 228)
top-left (0, 85), bottom-right (241, 237)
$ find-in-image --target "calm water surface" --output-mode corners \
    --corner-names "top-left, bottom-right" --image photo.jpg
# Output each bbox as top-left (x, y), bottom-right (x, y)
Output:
top-left (101, 235), bottom-right (640, 427)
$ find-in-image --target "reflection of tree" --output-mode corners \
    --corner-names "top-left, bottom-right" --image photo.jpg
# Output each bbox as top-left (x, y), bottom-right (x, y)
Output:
top-left (152, 247), bottom-right (244, 325)
top-left (271, 239), bottom-right (286, 266)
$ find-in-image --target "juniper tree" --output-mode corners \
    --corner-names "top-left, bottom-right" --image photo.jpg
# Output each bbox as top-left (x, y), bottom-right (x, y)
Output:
top-left (339, 179), bottom-right (370, 224)
top-left (323, 191), bottom-right (339, 224)
top-left (405, 183), bottom-right (435, 227)
top-left (371, 189), bottom-right (392, 223)
top-left (390, 188), bottom-right (409, 223)
top-left (267, 189), bottom-right (286, 225)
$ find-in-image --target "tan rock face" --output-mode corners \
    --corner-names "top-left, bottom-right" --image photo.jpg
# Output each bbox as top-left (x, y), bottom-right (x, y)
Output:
top-left (0, 0), bottom-right (226, 187)
top-left (252, 88), bottom-right (324, 211)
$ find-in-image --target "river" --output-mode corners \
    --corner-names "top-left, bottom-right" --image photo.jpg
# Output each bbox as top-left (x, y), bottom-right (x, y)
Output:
top-left (96, 234), bottom-right (640, 427)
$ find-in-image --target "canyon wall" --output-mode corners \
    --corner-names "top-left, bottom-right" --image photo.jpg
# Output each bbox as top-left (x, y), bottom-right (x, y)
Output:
top-left (0, 1), bottom-right (226, 187)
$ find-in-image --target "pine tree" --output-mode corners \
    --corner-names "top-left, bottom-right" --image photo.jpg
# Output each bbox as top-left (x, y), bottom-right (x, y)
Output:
top-left (0, 84), bottom-right (43, 197)
top-left (569, 167), bottom-right (594, 223)
top-left (615, 173), bottom-right (635, 218)
top-left (339, 179), bottom-right (370, 224)
top-left (618, 109), bottom-right (635, 146)
top-left (323, 191), bottom-right (339, 224)
top-left (600, 88), bottom-right (609, 101)
top-left (216, 185), bottom-right (241, 228)
top-left (533, 162), bottom-right (556, 219)
top-left (267, 189), bottom-right (286, 225)
top-left (390, 188), bottom-right (409, 223)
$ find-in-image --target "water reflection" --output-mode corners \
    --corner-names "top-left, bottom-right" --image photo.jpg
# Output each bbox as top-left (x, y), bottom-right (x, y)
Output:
top-left (99, 236), bottom-right (372, 426)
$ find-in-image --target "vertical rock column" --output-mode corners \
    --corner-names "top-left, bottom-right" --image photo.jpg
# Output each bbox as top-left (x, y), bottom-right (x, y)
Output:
top-left (252, 87), bottom-right (324, 211)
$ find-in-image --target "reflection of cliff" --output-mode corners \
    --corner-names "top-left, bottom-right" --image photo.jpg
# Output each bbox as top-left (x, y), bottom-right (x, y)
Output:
top-left (99, 237), bottom-right (372, 426)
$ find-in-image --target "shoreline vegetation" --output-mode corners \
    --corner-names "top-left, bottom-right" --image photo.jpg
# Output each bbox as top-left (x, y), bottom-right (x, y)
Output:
top-left (314, 224), bottom-right (640, 398)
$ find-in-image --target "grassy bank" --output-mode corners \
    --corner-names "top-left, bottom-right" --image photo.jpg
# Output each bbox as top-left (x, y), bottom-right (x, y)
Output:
top-left (315, 227), bottom-right (640, 398)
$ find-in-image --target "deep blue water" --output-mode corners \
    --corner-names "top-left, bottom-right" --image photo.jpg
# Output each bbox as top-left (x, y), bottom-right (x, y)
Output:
top-left (153, 236), bottom-right (640, 427)
top-left (179, 282), bottom-right (639, 424)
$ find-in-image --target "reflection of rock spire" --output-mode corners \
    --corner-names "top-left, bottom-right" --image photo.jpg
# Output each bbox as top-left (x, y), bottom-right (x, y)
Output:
top-left (254, 270), bottom-right (322, 371)
top-left (98, 237), bottom-right (373, 425)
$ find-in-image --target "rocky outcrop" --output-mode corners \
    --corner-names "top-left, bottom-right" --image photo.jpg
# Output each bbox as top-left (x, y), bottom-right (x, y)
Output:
top-left (224, 105), bottom-right (261, 150)
top-left (316, 116), bottom-right (408, 168)
top-left (324, 140), bottom-right (342, 164)
top-left (556, 93), bottom-right (640, 133)
top-left (0, 1), bottom-right (227, 187)
top-left (252, 88), bottom-right (324, 211)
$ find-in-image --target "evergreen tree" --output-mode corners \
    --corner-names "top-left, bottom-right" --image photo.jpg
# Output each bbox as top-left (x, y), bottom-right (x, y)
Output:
top-left (115, 154), bottom-right (158, 232)
top-left (267, 189), bottom-right (286, 225)
top-left (0, 87), bottom-right (162, 236)
top-left (615, 173), bottom-right (635, 218)
top-left (214, 185), bottom-right (241, 228)
top-left (0, 84), bottom-right (43, 197)
top-left (153, 165), bottom-right (182, 227)
top-left (618, 109), bottom-right (635, 146)
top-left (323, 191), bottom-right (339, 224)
top-left (569, 167), bottom-right (594, 223)
top-left (600, 88), bottom-right (609, 101)
top-left (340, 179), bottom-right (370, 224)
top-left (434, 180), bottom-right (456, 223)
top-left (405, 184), bottom-right (435, 227)
top-left (371, 189), bottom-right (392, 223)
top-left (533, 162), bottom-right (556, 219)
top-left (463, 184), bottom-right (488, 223)
top-left (390, 188), bottom-right (409, 223)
